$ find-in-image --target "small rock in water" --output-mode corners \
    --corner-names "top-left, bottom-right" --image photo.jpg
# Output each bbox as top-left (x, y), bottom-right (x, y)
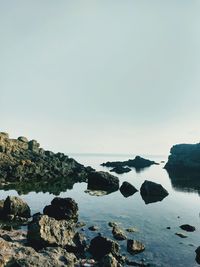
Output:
top-left (175, 232), bottom-right (188, 238)
top-left (127, 240), bottom-right (145, 255)
top-left (76, 221), bottom-right (86, 228)
top-left (166, 227), bottom-right (171, 230)
top-left (180, 224), bottom-right (195, 232)
top-left (88, 225), bottom-right (99, 231)
top-left (126, 227), bottom-right (139, 233)
top-left (108, 222), bottom-right (118, 228)
top-left (120, 182), bottom-right (138, 198)
top-left (195, 246), bottom-right (200, 264)
top-left (112, 226), bottom-right (127, 240)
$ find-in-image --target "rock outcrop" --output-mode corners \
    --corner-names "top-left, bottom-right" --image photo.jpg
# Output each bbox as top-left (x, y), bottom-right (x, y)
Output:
top-left (165, 143), bottom-right (200, 172)
top-left (119, 182), bottom-right (138, 198)
top-left (101, 156), bottom-right (158, 170)
top-left (87, 171), bottom-right (119, 192)
top-left (140, 180), bottom-right (169, 204)
top-left (43, 197), bottom-right (78, 222)
top-left (0, 132), bottom-right (93, 192)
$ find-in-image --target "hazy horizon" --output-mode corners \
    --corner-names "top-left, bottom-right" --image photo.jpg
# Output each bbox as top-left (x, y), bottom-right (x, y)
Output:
top-left (1, 1), bottom-right (200, 155)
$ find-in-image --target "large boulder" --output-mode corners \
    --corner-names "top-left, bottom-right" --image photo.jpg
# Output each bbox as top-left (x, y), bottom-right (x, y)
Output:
top-left (43, 197), bottom-right (78, 222)
top-left (87, 171), bottom-right (119, 192)
top-left (140, 180), bottom-right (169, 204)
top-left (120, 182), bottom-right (138, 198)
top-left (165, 143), bottom-right (200, 172)
top-left (3, 196), bottom-right (31, 219)
top-left (89, 236), bottom-right (120, 260)
top-left (27, 214), bottom-right (76, 249)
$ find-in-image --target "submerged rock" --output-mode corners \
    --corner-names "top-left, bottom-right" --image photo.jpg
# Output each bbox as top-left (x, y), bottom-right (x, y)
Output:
top-left (101, 156), bottom-right (158, 170)
top-left (175, 232), bottom-right (187, 238)
top-left (89, 236), bottom-right (120, 260)
top-left (27, 214), bottom-right (76, 249)
top-left (127, 240), bottom-right (145, 255)
top-left (87, 171), bottom-right (119, 192)
top-left (112, 226), bottom-right (127, 240)
top-left (43, 197), bottom-right (78, 222)
top-left (120, 182), bottom-right (138, 198)
top-left (110, 166), bottom-right (131, 174)
top-left (180, 224), bottom-right (195, 232)
top-left (140, 180), bottom-right (169, 204)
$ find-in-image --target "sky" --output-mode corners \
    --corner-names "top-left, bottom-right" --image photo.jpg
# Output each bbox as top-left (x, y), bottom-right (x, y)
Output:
top-left (1, 1), bottom-right (200, 155)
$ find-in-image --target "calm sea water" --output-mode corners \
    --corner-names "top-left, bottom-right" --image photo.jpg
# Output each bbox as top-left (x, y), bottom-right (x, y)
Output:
top-left (1, 154), bottom-right (199, 267)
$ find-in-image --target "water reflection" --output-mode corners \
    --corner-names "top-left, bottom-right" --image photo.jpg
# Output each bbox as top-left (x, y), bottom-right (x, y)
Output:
top-left (167, 170), bottom-right (200, 195)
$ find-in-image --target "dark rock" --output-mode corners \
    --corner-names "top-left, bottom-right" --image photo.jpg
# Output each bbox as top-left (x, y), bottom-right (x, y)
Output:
top-left (3, 196), bottom-right (31, 219)
top-left (108, 222), bottom-right (118, 228)
top-left (112, 226), bottom-right (127, 240)
top-left (127, 240), bottom-right (145, 255)
top-left (101, 156), bottom-right (158, 170)
top-left (140, 180), bottom-right (169, 204)
top-left (89, 236), bottom-right (120, 260)
top-left (76, 221), bottom-right (86, 228)
top-left (126, 227), bottom-right (138, 233)
top-left (27, 214), bottom-right (76, 249)
top-left (120, 182), bottom-right (138, 198)
top-left (87, 171), bottom-right (119, 192)
top-left (100, 253), bottom-right (119, 267)
top-left (165, 143), bottom-right (200, 172)
top-left (195, 246), bottom-right (200, 264)
top-left (180, 224), bottom-right (195, 232)
top-left (175, 232), bottom-right (187, 238)
top-left (88, 225), bottom-right (99, 231)
top-left (43, 197), bottom-right (78, 222)
top-left (110, 166), bottom-right (131, 174)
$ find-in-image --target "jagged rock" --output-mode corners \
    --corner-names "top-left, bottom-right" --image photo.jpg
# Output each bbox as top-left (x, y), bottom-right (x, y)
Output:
top-left (180, 224), bottom-right (195, 232)
top-left (127, 240), bottom-right (145, 255)
top-left (112, 226), bottom-right (127, 240)
top-left (101, 156), bottom-right (158, 169)
top-left (120, 182), bottom-right (138, 198)
top-left (43, 197), bottom-right (78, 222)
top-left (100, 253), bottom-right (119, 267)
top-left (89, 236), bottom-right (120, 260)
top-left (87, 171), bottom-right (119, 192)
top-left (0, 237), bottom-right (77, 267)
top-left (2, 196), bottom-right (31, 220)
top-left (27, 214), bottom-right (76, 249)
top-left (18, 136), bottom-right (28, 143)
top-left (140, 180), bottom-right (169, 204)
top-left (165, 143), bottom-right (200, 172)
top-left (110, 166), bottom-right (131, 174)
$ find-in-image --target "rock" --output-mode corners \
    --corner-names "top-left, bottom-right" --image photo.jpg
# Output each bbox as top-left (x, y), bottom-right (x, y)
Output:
top-left (175, 232), bottom-right (187, 238)
top-left (0, 237), bottom-right (77, 267)
top-left (101, 156), bottom-right (158, 169)
top-left (140, 180), bottom-right (169, 204)
top-left (100, 253), bottom-right (119, 267)
top-left (108, 222), bottom-right (118, 228)
top-left (165, 143), bottom-right (200, 172)
top-left (27, 214), bottom-right (76, 249)
top-left (76, 221), bottom-right (86, 228)
top-left (195, 246), bottom-right (200, 264)
top-left (127, 240), bottom-right (145, 255)
top-left (110, 166), bottom-right (131, 174)
top-left (119, 182), bottom-right (138, 198)
top-left (43, 197), bottom-right (78, 222)
top-left (180, 224), bottom-right (195, 232)
top-left (87, 171), bottom-right (119, 192)
top-left (0, 132), bottom-right (9, 140)
top-left (166, 227), bottom-right (171, 230)
top-left (85, 190), bottom-right (110, 197)
top-left (18, 136), bottom-right (28, 143)
top-left (89, 236), bottom-right (120, 260)
top-left (112, 226), bottom-right (127, 240)
top-left (3, 196), bottom-right (31, 219)
top-left (126, 227), bottom-right (139, 233)
top-left (88, 225), bottom-right (99, 231)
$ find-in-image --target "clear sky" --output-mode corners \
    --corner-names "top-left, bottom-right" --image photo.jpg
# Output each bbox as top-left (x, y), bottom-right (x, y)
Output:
top-left (1, 1), bottom-right (200, 155)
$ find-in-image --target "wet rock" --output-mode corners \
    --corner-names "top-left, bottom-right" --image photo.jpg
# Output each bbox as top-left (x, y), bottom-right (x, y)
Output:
top-left (101, 156), bottom-right (158, 169)
top-left (88, 225), bottom-right (99, 231)
top-left (27, 214), bottom-right (76, 249)
top-left (126, 227), bottom-right (139, 233)
top-left (3, 196), bottom-right (31, 219)
top-left (120, 182), bottom-right (138, 198)
top-left (127, 240), bottom-right (145, 255)
top-left (166, 227), bottom-right (171, 230)
top-left (180, 224), bottom-right (195, 232)
top-left (65, 232), bottom-right (87, 255)
top-left (76, 221), bottom-right (86, 228)
top-left (175, 232), bottom-right (187, 238)
top-left (87, 171), bottom-right (119, 192)
top-left (43, 197), bottom-right (78, 222)
top-left (108, 222), bottom-right (118, 228)
top-left (195, 246), bottom-right (200, 264)
top-left (110, 166), bottom-right (131, 174)
top-left (112, 226), bottom-right (127, 240)
top-left (100, 253), bottom-right (119, 267)
top-left (89, 236), bottom-right (120, 260)
top-left (140, 180), bottom-right (169, 204)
